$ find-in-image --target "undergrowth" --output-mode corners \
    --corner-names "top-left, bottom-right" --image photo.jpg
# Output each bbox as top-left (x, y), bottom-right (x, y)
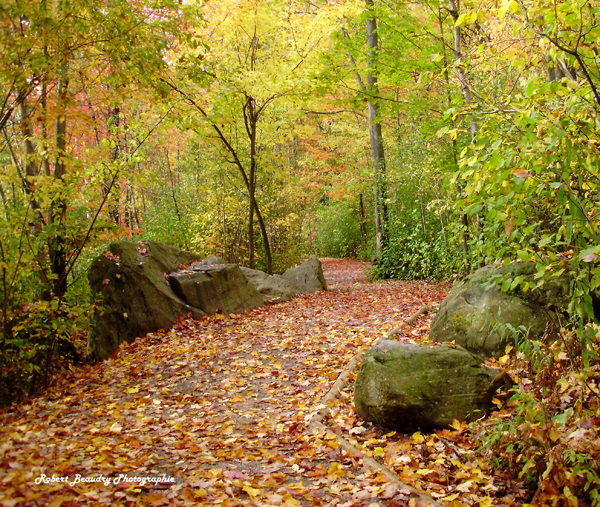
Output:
top-left (473, 323), bottom-right (600, 506)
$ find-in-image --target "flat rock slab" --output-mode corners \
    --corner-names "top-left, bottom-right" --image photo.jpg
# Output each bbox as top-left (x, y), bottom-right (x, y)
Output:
top-left (354, 341), bottom-right (504, 432)
top-left (169, 263), bottom-right (264, 315)
top-left (240, 266), bottom-right (302, 303)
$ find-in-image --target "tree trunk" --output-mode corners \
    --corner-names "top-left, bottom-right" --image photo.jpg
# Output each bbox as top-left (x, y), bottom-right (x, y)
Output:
top-left (365, 0), bottom-right (388, 257)
top-left (18, 97), bottom-right (51, 300)
top-left (106, 106), bottom-right (121, 224)
top-left (49, 71), bottom-right (69, 300)
top-left (437, 5), bottom-right (469, 261)
top-left (359, 193), bottom-right (368, 242)
top-left (448, 0), bottom-right (477, 141)
top-left (244, 95), bottom-right (273, 273)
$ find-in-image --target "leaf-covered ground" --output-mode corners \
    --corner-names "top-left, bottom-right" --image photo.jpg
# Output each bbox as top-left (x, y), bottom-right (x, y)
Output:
top-left (0, 259), bottom-right (447, 506)
top-left (0, 259), bottom-right (547, 507)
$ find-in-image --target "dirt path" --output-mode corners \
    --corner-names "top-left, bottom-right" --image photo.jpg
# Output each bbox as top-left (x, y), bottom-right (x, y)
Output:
top-left (0, 259), bottom-right (448, 506)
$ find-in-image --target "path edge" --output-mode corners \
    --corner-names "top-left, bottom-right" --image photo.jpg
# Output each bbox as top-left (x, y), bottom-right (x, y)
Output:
top-left (307, 304), bottom-right (439, 506)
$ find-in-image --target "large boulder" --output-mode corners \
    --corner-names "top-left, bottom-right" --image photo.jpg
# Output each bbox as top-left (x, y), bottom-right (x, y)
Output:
top-left (168, 263), bottom-right (264, 315)
top-left (281, 256), bottom-right (327, 293)
top-left (87, 241), bottom-right (205, 361)
top-left (240, 267), bottom-right (302, 303)
top-left (354, 341), bottom-right (506, 432)
top-left (430, 263), bottom-right (570, 357)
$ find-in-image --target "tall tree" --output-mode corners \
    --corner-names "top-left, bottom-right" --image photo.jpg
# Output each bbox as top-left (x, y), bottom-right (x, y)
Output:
top-left (165, 0), bottom-right (347, 273)
top-left (365, 0), bottom-right (388, 258)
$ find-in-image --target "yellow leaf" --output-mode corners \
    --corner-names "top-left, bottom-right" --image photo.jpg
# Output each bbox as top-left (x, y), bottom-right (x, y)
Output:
top-left (242, 484), bottom-right (261, 498)
top-left (412, 431), bottom-right (425, 443)
top-left (126, 388), bottom-right (139, 394)
top-left (564, 486), bottom-right (578, 507)
top-left (480, 497), bottom-right (493, 507)
top-left (441, 493), bottom-right (460, 501)
top-left (508, 0), bottom-right (520, 13)
top-left (450, 419), bottom-right (464, 431)
top-left (283, 493), bottom-right (300, 506)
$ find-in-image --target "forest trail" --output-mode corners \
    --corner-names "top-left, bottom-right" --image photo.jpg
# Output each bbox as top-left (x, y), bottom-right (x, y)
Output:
top-left (0, 260), bottom-right (454, 506)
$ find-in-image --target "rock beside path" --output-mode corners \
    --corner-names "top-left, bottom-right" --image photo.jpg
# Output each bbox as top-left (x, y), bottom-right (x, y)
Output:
top-left (240, 267), bottom-right (302, 303)
top-left (87, 241), bottom-right (204, 361)
top-left (281, 256), bottom-right (328, 293)
top-left (354, 341), bottom-right (506, 432)
top-left (88, 243), bottom-right (328, 361)
top-left (169, 263), bottom-right (264, 315)
top-left (430, 262), bottom-right (571, 357)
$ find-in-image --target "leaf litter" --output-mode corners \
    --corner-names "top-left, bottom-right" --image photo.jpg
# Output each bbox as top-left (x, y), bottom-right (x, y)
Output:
top-left (0, 258), bottom-right (526, 507)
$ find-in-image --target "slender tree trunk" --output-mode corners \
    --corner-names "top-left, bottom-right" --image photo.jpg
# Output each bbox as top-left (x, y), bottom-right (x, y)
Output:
top-left (341, 21), bottom-right (388, 258)
top-left (49, 71), bottom-right (69, 300)
top-left (446, 0), bottom-right (481, 267)
top-left (247, 98), bottom-right (257, 269)
top-left (18, 97), bottom-right (51, 300)
top-left (448, 0), bottom-right (477, 141)
top-left (365, 0), bottom-right (388, 257)
top-left (437, 4), bottom-right (470, 260)
top-left (165, 148), bottom-right (183, 227)
top-left (106, 106), bottom-right (121, 224)
top-left (253, 195), bottom-right (272, 273)
top-left (248, 191), bottom-right (255, 268)
top-left (244, 96), bottom-right (273, 273)
top-left (359, 193), bottom-right (367, 242)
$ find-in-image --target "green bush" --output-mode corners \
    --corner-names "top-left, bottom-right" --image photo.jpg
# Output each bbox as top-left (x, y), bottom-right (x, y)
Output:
top-left (0, 297), bottom-right (85, 405)
top-left (371, 224), bottom-right (462, 280)
top-left (313, 199), bottom-right (370, 260)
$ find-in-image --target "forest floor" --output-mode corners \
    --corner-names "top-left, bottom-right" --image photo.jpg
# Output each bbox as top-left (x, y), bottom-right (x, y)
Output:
top-left (0, 259), bottom-right (531, 507)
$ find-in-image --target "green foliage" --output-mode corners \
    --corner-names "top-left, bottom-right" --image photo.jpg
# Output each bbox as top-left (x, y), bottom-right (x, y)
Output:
top-left (372, 226), bottom-right (461, 280)
top-left (0, 298), bottom-right (86, 405)
top-left (313, 198), bottom-right (370, 260)
top-left (445, 0), bottom-right (600, 328)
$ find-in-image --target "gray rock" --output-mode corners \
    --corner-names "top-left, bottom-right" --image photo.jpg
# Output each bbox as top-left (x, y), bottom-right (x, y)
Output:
top-left (354, 341), bottom-right (505, 432)
top-left (168, 263), bottom-right (264, 315)
top-left (430, 263), bottom-right (569, 357)
top-left (240, 267), bottom-right (302, 303)
top-left (87, 241), bottom-right (204, 361)
top-left (197, 256), bottom-right (224, 267)
top-left (281, 256), bottom-right (327, 293)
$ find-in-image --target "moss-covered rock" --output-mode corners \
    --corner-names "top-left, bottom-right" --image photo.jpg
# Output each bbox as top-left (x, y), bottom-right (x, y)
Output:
top-left (87, 241), bottom-right (204, 361)
top-left (430, 263), bottom-right (570, 357)
top-left (169, 263), bottom-right (264, 314)
top-left (354, 341), bottom-right (505, 432)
